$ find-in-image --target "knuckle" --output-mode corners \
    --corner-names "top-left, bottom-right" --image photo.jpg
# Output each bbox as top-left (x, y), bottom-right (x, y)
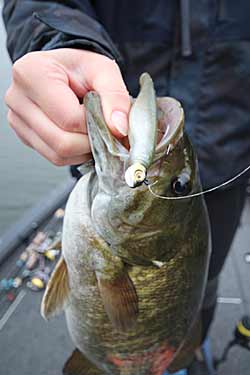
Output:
top-left (58, 115), bottom-right (74, 132)
top-left (12, 58), bottom-right (27, 82)
top-left (4, 87), bottom-right (13, 106)
top-left (12, 53), bottom-right (35, 82)
top-left (55, 138), bottom-right (72, 158)
top-left (19, 135), bottom-right (31, 148)
top-left (109, 58), bottom-right (120, 71)
top-left (51, 155), bottom-right (66, 167)
top-left (22, 138), bottom-right (30, 147)
top-left (105, 58), bottom-right (123, 77)
top-left (12, 52), bottom-right (52, 83)
top-left (7, 110), bottom-right (14, 125)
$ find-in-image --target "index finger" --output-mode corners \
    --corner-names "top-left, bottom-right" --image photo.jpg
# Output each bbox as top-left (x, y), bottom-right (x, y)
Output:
top-left (14, 55), bottom-right (87, 133)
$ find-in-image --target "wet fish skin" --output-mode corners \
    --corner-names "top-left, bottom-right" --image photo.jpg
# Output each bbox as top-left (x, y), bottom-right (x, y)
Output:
top-left (42, 75), bottom-right (210, 375)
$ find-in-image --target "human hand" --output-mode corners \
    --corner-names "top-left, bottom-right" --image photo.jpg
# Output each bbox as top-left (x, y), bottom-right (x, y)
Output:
top-left (5, 49), bottom-right (130, 166)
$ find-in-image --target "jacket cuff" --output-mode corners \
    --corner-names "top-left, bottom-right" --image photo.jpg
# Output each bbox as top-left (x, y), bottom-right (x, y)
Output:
top-left (33, 9), bottom-right (123, 64)
top-left (6, 5), bottom-right (123, 65)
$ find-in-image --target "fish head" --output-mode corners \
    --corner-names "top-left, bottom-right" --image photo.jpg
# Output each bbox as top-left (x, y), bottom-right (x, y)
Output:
top-left (84, 89), bottom-right (204, 255)
top-left (84, 91), bottom-right (200, 203)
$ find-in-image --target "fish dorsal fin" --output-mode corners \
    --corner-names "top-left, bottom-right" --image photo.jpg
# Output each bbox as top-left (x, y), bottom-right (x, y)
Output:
top-left (41, 257), bottom-right (69, 319)
top-left (63, 349), bottom-right (103, 375)
top-left (97, 272), bottom-right (139, 332)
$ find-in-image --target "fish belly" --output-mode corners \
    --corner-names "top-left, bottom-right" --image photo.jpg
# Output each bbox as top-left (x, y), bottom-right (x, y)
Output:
top-left (65, 248), bottom-right (207, 375)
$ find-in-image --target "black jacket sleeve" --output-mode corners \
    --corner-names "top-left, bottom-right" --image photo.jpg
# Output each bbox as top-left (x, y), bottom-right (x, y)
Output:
top-left (2, 0), bottom-right (122, 63)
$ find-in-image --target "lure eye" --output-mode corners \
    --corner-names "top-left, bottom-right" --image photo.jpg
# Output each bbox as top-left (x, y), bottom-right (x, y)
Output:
top-left (125, 163), bottom-right (146, 188)
top-left (171, 173), bottom-right (191, 196)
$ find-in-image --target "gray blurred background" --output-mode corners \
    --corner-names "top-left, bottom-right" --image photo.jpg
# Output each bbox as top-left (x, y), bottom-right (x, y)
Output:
top-left (0, 4), bottom-right (67, 237)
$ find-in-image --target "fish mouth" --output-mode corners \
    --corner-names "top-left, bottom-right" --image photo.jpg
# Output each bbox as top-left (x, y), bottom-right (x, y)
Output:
top-left (154, 97), bottom-right (184, 161)
top-left (124, 97), bottom-right (184, 188)
top-left (85, 92), bottom-right (183, 163)
top-left (83, 92), bottom-right (184, 189)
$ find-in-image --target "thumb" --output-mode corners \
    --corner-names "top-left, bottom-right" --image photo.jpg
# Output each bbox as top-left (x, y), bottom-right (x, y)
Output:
top-left (89, 58), bottom-right (131, 138)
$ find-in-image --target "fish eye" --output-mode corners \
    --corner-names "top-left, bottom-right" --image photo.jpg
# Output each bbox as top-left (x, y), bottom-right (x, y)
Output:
top-left (171, 173), bottom-right (191, 196)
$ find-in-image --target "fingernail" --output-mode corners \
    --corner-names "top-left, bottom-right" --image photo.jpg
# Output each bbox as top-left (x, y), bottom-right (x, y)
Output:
top-left (111, 111), bottom-right (128, 136)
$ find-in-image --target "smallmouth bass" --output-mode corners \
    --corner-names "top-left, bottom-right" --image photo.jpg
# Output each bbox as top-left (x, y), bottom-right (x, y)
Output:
top-left (42, 73), bottom-right (210, 375)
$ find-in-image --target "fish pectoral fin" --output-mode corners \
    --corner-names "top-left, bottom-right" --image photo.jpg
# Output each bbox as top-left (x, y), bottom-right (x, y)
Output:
top-left (63, 349), bottom-right (102, 375)
top-left (41, 256), bottom-right (69, 319)
top-left (97, 272), bottom-right (139, 332)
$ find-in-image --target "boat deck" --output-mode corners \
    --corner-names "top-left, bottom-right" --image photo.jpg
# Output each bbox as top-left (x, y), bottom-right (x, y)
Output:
top-left (0, 184), bottom-right (249, 375)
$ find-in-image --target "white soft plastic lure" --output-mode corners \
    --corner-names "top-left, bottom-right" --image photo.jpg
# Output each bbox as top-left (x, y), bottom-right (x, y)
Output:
top-left (125, 73), bottom-right (157, 188)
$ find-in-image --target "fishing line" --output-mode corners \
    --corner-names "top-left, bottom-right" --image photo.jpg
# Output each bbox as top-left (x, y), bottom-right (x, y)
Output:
top-left (147, 164), bottom-right (250, 200)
